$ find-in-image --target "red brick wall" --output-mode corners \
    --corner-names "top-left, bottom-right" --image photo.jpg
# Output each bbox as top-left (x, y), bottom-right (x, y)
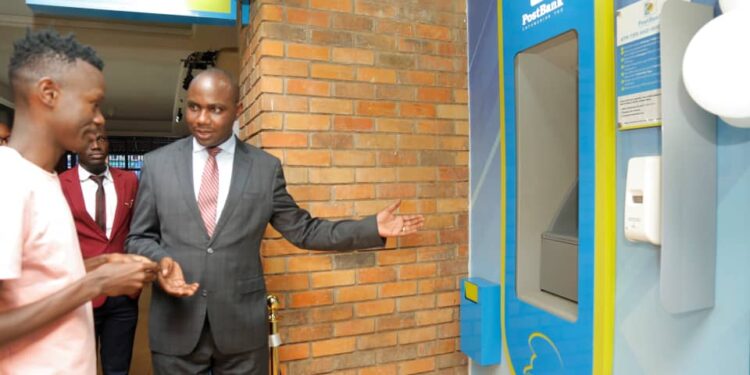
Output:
top-left (239, 1), bottom-right (469, 373)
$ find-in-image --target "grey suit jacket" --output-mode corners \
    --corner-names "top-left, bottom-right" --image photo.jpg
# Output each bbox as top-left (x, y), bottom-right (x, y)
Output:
top-left (126, 137), bottom-right (385, 355)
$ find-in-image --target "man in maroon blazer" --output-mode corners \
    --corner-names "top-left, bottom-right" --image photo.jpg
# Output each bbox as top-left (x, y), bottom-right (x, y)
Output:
top-left (60, 128), bottom-right (140, 375)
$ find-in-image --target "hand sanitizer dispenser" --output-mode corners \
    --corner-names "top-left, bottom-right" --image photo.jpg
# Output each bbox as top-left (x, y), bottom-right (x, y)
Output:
top-left (624, 156), bottom-right (661, 245)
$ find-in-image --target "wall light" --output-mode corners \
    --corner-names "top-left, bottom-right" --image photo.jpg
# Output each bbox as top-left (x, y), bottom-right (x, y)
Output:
top-left (683, 6), bottom-right (750, 128)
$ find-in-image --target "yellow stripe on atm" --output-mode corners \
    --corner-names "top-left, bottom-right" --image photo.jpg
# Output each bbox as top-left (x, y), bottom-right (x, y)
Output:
top-left (465, 280), bottom-right (479, 303)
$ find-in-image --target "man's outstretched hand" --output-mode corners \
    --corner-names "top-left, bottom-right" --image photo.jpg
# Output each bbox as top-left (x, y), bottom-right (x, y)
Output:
top-left (84, 253), bottom-right (155, 273)
top-left (86, 260), bottom-right (158, 297)
top-left (376, 201), bottom-right (425, 237)
top-left (158, 257), bottom-right (199, 297)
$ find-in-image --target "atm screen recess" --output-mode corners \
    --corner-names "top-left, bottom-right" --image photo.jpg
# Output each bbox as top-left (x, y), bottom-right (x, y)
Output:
top-left (514, 30), bottom-right (579, 321)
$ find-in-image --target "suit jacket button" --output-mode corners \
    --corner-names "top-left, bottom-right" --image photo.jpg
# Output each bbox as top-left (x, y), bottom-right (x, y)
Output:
top-left (207, 248), bottom-right (214, 254)
top-left (201, 290), bottom-right (208, 297)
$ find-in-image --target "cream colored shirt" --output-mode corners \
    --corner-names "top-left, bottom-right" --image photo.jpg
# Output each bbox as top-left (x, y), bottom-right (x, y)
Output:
top-left (78, 165), bottom-right (117, 238)
top-left (0, 146), bottom-right (96, 374)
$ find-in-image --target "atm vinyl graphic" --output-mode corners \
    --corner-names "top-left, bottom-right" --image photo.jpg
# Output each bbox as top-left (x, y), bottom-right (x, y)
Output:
top-left (468, 0), bottom-right (748, 374)
top-left (498, 0), bottom-right (615, 373)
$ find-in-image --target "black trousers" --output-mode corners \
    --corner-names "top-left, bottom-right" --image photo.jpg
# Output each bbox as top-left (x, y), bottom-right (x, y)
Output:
top-left (151, 318), bottom-right (269, 375)
top-left (94, 295), bottom-right (139, 375)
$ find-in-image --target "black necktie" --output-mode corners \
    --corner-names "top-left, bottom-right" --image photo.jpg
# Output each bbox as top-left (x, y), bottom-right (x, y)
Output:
top-left (89, 175), bottom-right (106, 233)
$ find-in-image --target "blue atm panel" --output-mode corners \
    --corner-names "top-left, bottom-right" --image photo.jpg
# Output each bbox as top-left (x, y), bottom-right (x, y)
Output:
top-left (460, 277), bottom-right (501, 366)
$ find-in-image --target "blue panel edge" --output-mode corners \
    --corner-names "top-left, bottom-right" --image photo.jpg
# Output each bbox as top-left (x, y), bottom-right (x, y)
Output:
top-left (460, 277), bottom-right (502, 366)
top-left (241, 2), bottom-right (251, 26)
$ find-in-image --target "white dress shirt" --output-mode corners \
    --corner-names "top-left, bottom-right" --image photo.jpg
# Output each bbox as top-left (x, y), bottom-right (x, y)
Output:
top-left (79, 165), bottom-right (117, 238)
top-left (192, 136), bottom-right (235, 224)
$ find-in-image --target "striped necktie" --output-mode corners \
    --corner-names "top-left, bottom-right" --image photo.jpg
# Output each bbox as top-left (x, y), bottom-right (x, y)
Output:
top-left (197, 147), bottom-right (221, 236)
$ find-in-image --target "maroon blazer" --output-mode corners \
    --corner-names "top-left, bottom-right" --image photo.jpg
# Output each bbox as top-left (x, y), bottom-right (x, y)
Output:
top-left (60, 167), bottom-right (138, 308)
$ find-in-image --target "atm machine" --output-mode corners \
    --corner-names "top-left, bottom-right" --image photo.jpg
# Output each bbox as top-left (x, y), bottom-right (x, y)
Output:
top-left (502, 9), bottom-right (606, 370)
top-left (462, 0), bottom-right (616, 374)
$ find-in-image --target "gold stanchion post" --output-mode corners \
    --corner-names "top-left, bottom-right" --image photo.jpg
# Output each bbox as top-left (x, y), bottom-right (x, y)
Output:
top-left (267, 294), bottom-right (281, 375)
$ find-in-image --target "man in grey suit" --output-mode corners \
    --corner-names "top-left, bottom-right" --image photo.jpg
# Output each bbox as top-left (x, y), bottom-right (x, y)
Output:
top-left (126, 69), bottom-right (424, 374)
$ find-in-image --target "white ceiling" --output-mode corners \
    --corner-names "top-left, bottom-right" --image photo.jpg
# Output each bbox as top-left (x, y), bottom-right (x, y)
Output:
top-left (0, 0), bottom-right (239, 136)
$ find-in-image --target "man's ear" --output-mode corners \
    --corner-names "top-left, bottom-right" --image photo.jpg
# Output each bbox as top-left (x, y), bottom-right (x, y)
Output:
top-left (234, 100), bottom-right (243, 119)
top-left (37, 77), bottom-right (60, 108)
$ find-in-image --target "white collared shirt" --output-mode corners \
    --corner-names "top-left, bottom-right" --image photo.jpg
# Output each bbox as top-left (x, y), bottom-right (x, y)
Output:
top-left (192, 136), bottom-right (235, 224)
top-left (78, 165), bottom-right (117, 238)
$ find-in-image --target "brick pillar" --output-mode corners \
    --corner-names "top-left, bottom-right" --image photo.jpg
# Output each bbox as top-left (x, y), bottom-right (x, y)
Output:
top-left (240, 1), bottom-right (469, 373)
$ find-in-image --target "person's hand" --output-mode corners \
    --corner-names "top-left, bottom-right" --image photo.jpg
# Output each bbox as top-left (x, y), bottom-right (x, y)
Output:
top-left (84, 253), bottom-right (156, 273)
top-left (376, 201), bottom-right (425, 237)
top-left (83, 254), bottom-right (111, 272)
top-left (104, 254), bottom-right (156, 299)
top-left (157, 257), bottom-right (199, 297)
top-left (87, 260), bottom-right (159, 297)
top-left (105, 253), bottom-right (157, 266)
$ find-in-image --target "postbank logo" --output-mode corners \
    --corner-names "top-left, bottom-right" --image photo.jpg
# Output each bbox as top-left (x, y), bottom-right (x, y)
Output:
top-left (522, 0), bottom-right (564, 31)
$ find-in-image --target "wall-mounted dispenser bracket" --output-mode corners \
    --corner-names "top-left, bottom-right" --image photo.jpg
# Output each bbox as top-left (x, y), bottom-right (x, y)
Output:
top-left (660, 0), bottom-right (716, 314)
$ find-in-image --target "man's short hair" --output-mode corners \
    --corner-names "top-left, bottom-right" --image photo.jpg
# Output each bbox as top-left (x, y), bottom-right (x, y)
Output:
top-left (191, 68), bottom-right (240, 103)
top-left (8, 29), bottom-right (104, 93)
